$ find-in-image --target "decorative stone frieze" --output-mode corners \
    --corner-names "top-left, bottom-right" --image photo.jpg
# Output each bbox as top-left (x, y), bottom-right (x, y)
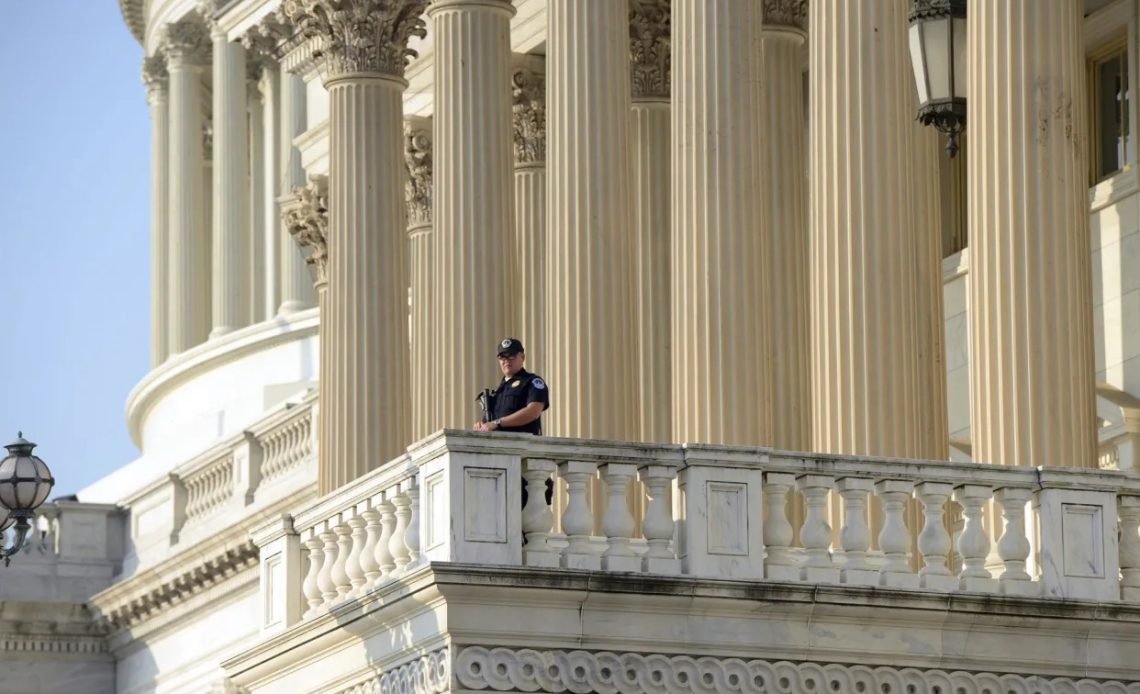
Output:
top-left (511, 57), bottom-right (545, 165)
top-left (141, 52), bottom-right (168, 102)
top-left (629, 0), bottom-right (669, 99)
top-left (453, 647), bottom-right (1140, 694)
top-left (282, 0), bottom-right (429, 78)
top-left (763, 0), bottom-right (808, 30)
top-left (161, 17), bottom-right (210, 65)
top-left (283, 176), bottom-right (329, 287)
top-left (404, 118), bottom-right (432, 226)
top-left (332, 649), bottom-right (449, 694)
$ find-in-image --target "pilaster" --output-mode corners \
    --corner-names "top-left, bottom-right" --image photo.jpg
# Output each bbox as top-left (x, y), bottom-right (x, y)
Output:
top-left (968, 0), bottom-right (1096, 468)
top-left (630, 0), bottom-right (670, 443)
top-left (512, 54), bottom-right (546, 376)
top-left (405, 116), bottom-right (434, 440)
top-left (672, 0), bottom-right (769, 445)
top-left (547, 0), bottom-right (639, 439)
top-left (143, 52), bottom-right (171, 367)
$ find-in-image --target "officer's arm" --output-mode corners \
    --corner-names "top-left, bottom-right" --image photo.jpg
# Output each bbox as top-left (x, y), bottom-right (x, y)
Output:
top-left (495, 401), bottom-right (544, 428)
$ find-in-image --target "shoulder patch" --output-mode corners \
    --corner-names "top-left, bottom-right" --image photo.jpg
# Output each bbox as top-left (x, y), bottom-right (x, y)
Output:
top-left (532, 378), bottom-right (546, 390)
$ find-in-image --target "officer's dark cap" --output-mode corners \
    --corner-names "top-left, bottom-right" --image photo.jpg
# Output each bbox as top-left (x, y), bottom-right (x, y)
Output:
top-left (497, 337), bottom-right (524, 357)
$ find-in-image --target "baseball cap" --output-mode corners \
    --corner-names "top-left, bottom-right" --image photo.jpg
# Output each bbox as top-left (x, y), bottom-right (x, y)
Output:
top-left (497, 337), bottom-right (524, 356)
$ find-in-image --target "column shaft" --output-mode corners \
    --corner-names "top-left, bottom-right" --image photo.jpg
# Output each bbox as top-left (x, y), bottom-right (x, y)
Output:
top-left (406, 115), bottom-right (434, 440)
top-left (279, 70), bottom-right (316, 314)
top-left (166, 42), bottom-right (211, 354)
top-left (430, 0), bottom-right (517, 428)
top-left (248, 74), bottom-right (267, 323)
top-left (512, 55), bottom-right (546, 374)
top-left (968, 1), bottom-right (1096, 467)
top-left (763, 27), bottom-right (810, 451)
top-left (547, 0), bottom-right (639, 439)
top-left (210, 32), bottom-right (251, 337)
top-left (260, 65), bottom-right (281, 322)
top-left (672, 0), bottom-right (769, 444)
top-left (810, 0), bottom-right (922, 457)
top-left (323, 76), bottom-right (410, 491)
top-left (145, 57), bottom-right (170, 366)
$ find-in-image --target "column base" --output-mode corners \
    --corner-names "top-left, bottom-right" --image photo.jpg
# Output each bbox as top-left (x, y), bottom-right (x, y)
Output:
top-left (278, 300), bottom-right (315, 315)
top-left (209, 326), bottom-right (238, 340)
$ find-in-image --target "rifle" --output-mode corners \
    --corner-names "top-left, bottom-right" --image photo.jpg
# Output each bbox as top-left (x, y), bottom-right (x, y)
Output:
top-left (476, 388), bottom-right (494, 424)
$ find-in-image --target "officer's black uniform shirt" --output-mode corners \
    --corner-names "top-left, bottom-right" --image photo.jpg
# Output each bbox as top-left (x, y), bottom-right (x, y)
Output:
top-left (489, 368), bottom-right (550, 434)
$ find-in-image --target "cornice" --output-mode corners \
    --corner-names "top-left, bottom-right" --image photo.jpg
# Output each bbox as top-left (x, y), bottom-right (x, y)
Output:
top-left (119, 0), bottom-right (145, 45)
top-left (125, 308), bottom-right (319, 448)
top-left (0, 601), bottom-right (109, 656)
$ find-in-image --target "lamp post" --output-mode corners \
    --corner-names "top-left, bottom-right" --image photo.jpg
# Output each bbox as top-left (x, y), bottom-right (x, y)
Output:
top-left (0, 433), bottom-right (55, 565)
top-left (908, 0), bottom-right (967, 157)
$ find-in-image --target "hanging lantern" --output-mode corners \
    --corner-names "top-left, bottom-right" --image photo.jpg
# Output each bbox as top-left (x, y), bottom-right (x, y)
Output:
top-left (0, 433), bottom-right (55, 565)
top-left (909, 0), bottom-right (967, 157)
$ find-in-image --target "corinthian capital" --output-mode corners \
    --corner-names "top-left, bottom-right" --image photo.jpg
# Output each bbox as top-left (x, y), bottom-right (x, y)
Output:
top-left (404, 117), bottom-right (433, 226)
top-left (242, 9), bottom-right (295, 61)
top-left (283, 176), bottom-right (330, 287)
top-left (630, 0), bottom-right (669, 99)
top-left (511, 55), bottom-right (545, 165)
top-left (282, 0), bottom-right (429, 78)
top-left (763, 0), bottom-right (808, 31)
top-left (162, 17), bottom-right (211, 65)
top-left (142, 52), bottom-right (169, 102)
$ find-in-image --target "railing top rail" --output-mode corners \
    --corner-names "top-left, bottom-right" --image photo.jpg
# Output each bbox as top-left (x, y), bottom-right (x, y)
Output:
top-left (247, 390), bottom-right (318, 439)
top-left (291, 454), bottom-right (418, 532)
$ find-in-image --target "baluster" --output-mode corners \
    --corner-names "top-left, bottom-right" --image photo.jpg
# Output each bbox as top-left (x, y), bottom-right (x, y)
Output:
top-left (345, 505), bottom-right (367, 593)
top-left (955, 484), bottom-right (998, 592)
top-left (915, 482), bottom-right (956, 591)
top-left (837, 478), bottom-right (877, 586)
top-left (797, 475), bottom-right (839, 582)
top-left (405, 477), bottom-right (421, 566)
top-left (599, 463), bottom-right (639, 571)
top-left (359, 500), bottom-right (381, 584)
top-left (763, 472), bottom-right (798, 581)
top-left (1120, 496), bottom-right (1140, 601)
top-left (523, 459), bottom-right (559, 567)
top-left (876, 480), bottom-right (919, 588)
top-left (559, 460), bottom-right (601, 570)
top-left (302, 530), bottom-right (324, 613)
top-left (375, 492), bottom-right (396, 577)
top-left (640, 465), bottom-right (680, 575)
top-left (994, 487), bottom-right (1035, 596)
top-left (331, 513), bottom-right (352, 597)
top-left (389, 485), bottom-right (412, 570)
top-left (317, 521), bottom-right (339, 603)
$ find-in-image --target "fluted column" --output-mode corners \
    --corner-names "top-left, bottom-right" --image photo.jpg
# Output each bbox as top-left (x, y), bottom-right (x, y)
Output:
top-left (912, 119), bottom-right (949, 459)
top-left (209, 25), bottom-right (251, 337)
top-left (672, 0), bottom-right (769, 445)
top-left (279, 56), bottom-right (316, 314)
top-left (630, 0), bottom-right (670, 443)
top-left (810, 0), bottom-right (922, 457)
top-left (968, 1), bottom-right (1096, 468)
top-left (143, 53), bottom-right (170, 367)
top-left (405, 116), bottom-right (434, 440)
top-left (287, 0), bottom-right (424, 492)
top-left (247, 61), bottom-right (267, 322)
top-left (512, 55), bottom-right (546, 375)
top-left (429, 0), bottom-right (517, 428)
top-left (762, 2), bottom-right (809, 450)
top-left (547, 0), bottom-right (639, 439)
top-left (163, 19), bottom-right (211, 354)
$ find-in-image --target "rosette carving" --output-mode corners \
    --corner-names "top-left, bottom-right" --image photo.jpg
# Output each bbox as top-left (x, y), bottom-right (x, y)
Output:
top-left (141, 52), bottom-right (168, 102)
top-left (763, 0), bottom-right (808, 31)
top-left (162, 17), bottom-right (211, 65)
top-left (404, 118), bottom-right (432, 226)
top-left (282, 0), bottom-right (429, 78)
top-left (630, 0), bottom-right (669, 99)
top-left (511, 57), bottom-right (545, 165)
top-left (283, 176), bottom-right (330, 286)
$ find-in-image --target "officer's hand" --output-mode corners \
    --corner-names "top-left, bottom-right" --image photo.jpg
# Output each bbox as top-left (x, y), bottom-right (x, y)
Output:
top-left (473, 421), bottom-right (490, 431)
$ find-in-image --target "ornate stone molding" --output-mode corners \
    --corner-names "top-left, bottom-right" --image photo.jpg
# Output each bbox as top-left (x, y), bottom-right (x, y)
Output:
top-left (511, 56), bottom-right (545, 165)
top-left (763, 0), bottom-right (808, 31)
top-left (242, 9), bottom-right (295, 62)
top-left (162, 17), bottom-right (211, 65)
top-left (282, 175), bottom-right (330, 286)
top-left (92, 541), bottom-right (257, 632)
top-left (142, 52), bottom-right (168, 102)
top-left (0, 635), bottom-right (107, 655)
top-left (630, 0), bottom-right (669, 99)
top-left (454, 647), bottom-right (1140, 694)
top-left (333, 649), bottom-right (449, 694)
top-left (404, 117), bottom-right (432, 226)
top-left (282, 0), bottom-right (430, 78)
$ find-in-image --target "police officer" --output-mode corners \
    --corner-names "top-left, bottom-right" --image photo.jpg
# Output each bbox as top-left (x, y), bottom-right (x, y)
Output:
top-left (473, 337), bottom-right (550, 434)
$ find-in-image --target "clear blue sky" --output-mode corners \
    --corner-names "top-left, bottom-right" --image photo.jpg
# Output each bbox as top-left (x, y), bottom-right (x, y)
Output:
top-left (0, 4), bottom-right (149, 496)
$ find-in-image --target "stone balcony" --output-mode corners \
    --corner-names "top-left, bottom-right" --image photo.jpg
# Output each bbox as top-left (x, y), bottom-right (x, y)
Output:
top-left (220, 430), bottom-right (1140, 693)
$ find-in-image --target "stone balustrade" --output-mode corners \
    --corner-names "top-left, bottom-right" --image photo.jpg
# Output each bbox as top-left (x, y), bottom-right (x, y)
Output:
top-left (251, 431), bottom-right (1140, 636)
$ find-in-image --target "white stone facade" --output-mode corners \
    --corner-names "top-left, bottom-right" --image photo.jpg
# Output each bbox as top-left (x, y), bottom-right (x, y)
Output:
top-left (5, 0), bottom-right (1140, 692)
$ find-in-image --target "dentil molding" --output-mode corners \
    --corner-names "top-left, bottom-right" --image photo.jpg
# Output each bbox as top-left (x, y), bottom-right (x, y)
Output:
top-left (334, 649), bottom-right (449, 694)
top-left (453, 647), bottom-right (1140, 694)
top-left (282, 0), bottom-right (430, 78)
